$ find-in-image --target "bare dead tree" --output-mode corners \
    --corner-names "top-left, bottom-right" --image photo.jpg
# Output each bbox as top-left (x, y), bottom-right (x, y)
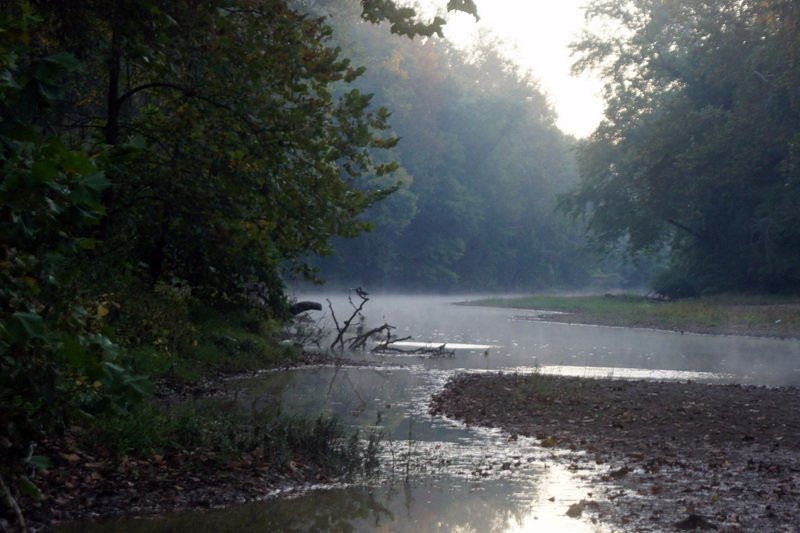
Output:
top-left (324, 288), bottom-right (455, 357)
top-left (328, 287), bottom-right (370, 353)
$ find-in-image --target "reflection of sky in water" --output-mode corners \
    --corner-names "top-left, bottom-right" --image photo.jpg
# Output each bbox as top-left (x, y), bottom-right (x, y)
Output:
top-left (71, 294), bottom-right (800, 531)
top-left (308, 293), bottom-right (800, 387)
top-left (71, 472), bottom-right (606, 532)
top-left (230, 365), bottom-right (610, 531)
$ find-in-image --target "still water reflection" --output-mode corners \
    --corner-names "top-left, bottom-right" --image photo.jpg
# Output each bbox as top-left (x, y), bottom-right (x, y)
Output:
top-left (317, 294), bottom-right (800, 387)
top-left (74, 294), bottom-right (800, 531)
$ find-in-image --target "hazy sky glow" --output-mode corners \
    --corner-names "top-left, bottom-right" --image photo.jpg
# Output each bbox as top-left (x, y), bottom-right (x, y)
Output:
top-left (434, 0), bottom-right (605, 138)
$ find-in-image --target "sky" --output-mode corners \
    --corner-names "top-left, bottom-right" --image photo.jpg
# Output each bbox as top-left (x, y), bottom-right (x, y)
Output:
top-left (433, 0), bottom-right (605, 138)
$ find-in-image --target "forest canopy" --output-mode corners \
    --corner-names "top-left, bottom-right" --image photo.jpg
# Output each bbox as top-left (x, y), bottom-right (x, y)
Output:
top-left (2, 0), bottom-right (484, 508)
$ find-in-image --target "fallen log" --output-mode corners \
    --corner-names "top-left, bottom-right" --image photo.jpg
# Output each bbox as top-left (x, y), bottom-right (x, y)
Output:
top-left (289, 301), bottom-right (323, 315)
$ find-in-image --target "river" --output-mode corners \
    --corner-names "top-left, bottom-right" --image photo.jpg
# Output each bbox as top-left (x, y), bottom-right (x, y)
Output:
top-left (73, 294), bottom-right (800, 531)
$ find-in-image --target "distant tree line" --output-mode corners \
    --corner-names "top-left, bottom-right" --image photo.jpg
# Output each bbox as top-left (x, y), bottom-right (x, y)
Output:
top-left (304, 0), bottom-right (600, 291)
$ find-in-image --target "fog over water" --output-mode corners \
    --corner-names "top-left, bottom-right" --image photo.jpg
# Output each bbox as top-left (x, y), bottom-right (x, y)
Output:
top-left (303, 293), bottom-right (800, 387)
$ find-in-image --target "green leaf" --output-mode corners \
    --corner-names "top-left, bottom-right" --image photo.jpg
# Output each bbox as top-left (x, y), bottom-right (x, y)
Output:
top-left (28, 455), bottom-right (52, 471)
top-left (8, 312), bottom-right (44, 342)
top-left (60, 338), bottom-right (86, 369)
top-left (78, 171), bottom-right (110, 192)
top-left (18, 476), bottom-right (41, 500)
top-left (76, 238), bottom-right (96, 250)
top-left (42, 52), bottom-right (81, 72)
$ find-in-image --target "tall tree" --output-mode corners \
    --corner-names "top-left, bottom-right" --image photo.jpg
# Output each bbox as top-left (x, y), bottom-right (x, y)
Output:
top-left (567, 0), bottom-right (800, 295)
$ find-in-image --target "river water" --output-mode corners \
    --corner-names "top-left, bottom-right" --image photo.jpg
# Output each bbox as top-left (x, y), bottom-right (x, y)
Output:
top-left (77, 294), bottom-right (800, 531)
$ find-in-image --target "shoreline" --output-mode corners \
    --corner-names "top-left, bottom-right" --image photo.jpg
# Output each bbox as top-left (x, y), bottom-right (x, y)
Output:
top-left (15, 353), bottom-right (379, 532)
top-left (431, 372), bottom-right (800, 531)
top-left (461, 294), bottom-right (800, 340)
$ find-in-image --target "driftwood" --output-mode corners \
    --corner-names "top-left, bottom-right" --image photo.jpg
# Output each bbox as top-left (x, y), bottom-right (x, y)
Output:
top-left (325, 288), bottom-right (455, 357)
top-left (328, 288), bottom-right (370, 352)
top-left (289, 300), bottom-right (323, 315)
top-left (373, 340), bottom-right (455, 357)
top-left (348, 323), bottom-right (395, 351)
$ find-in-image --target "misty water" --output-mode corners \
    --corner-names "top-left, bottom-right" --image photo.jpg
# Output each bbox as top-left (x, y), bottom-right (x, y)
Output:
top-left (78, 294), bottom-right (800, 531)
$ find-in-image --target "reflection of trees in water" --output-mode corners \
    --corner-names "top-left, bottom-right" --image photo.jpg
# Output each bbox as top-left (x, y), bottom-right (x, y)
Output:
top-left (253, 487), bottom-right (394, 532)
top-left (79, 364), bottom-right (537, 532)
top-left (224, 368), bottom-right (535, 530)
top-left (75, 477), bottom-right (534, 532)
top-left (237, 367), bottom-right (415, 437)
top-left (192, 480), bottom-right (530, 532)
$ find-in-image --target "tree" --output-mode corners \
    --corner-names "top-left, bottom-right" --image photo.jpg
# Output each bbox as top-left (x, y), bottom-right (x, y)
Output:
top-left (1, 7), bottom-right (150, 516)
top-left (18, 0), bottom-right (406, 309)
top-left (567, 0), bottom-right (800, 295)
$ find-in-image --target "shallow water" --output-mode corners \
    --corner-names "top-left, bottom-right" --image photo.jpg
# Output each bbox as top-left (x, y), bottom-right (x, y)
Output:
top-left (317, 293), bottom-right (800, 386)
top-left (77, 294), bottom-right (800, 531)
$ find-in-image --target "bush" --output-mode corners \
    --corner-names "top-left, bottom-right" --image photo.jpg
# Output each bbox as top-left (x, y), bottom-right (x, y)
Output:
top-left (651, 267), bottom-right (700, 299)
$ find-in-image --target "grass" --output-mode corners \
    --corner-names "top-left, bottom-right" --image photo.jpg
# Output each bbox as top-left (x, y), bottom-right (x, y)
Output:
top-left (90, 396), bottom-right (380, 479)
top-left (463, 293), bottom-right (800, 337)
top-left (87, 297), bottom-right (379, 484)
top-left (118, 306), bottom-right (298, 383)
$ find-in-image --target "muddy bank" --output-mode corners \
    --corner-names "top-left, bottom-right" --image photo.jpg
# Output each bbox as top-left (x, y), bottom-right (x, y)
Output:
top-left (431, 373), bottom-right (800, 531)
top-left (12, 353), bottom-right (381, 532)
top-left (538, 310), bottom-right (799, 340)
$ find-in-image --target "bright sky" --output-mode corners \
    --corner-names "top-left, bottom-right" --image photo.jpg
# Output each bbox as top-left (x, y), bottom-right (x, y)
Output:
top-left (435, 0), bottom-right (605, 138)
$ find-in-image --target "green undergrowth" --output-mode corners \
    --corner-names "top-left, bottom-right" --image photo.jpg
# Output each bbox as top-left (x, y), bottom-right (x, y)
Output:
top-left (106, 283), bottom-right (300, 384)
top-left (89, 399), bottom-right (380, 479)
top-left (79, 290), bottom-right (383, 483)
top-left (464, 293), bottom-right (800, 337)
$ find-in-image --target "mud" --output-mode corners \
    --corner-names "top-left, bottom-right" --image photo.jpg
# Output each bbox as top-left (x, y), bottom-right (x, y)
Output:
top-left (431, 373), bottom-right (800, 531)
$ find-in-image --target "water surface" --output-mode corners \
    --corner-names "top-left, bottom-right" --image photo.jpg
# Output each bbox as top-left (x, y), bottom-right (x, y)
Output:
top-left (76, 293), bottom-right (800, 531)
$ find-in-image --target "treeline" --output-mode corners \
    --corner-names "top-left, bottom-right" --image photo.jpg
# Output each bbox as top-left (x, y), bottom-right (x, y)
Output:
top-left (303, 0), bottom-right (600, 291)
top-left (567, 0), bottom-right (800, 297)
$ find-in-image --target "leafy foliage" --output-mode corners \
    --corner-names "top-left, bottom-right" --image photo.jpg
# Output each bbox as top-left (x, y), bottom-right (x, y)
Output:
top-left (0, 7), bottom-right (148, 507)
top-left (0, 0), bottom-right (404, 520)
top-left (567, 0), bottom-right (800, 296)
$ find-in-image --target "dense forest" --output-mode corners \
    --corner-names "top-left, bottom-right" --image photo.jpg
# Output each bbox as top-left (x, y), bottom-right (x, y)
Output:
top-left (0, 0), bottom-right (478, 524)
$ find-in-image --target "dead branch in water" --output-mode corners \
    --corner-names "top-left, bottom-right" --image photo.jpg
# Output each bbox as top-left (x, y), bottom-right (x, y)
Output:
top-left (325, 289), bottom-right (454, 357)
top-left (372, 337), bottom-right (455, 358)
top-left (348, 323), bottom-right (395, 351)
top-left (328, 288), bottom-right (370, 353)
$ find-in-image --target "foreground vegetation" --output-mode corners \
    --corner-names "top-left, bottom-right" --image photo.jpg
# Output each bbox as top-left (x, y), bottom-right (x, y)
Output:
top-left (466, 294), bottom-right (800, 338)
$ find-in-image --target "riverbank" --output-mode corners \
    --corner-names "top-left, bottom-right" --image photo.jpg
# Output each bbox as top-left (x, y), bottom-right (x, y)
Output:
top-left (463, 294), bottom-right (800, 339)
top-left (11, 354), bottom-right (379, 532)
top-left (431, 373), bottom-right (800, 531)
